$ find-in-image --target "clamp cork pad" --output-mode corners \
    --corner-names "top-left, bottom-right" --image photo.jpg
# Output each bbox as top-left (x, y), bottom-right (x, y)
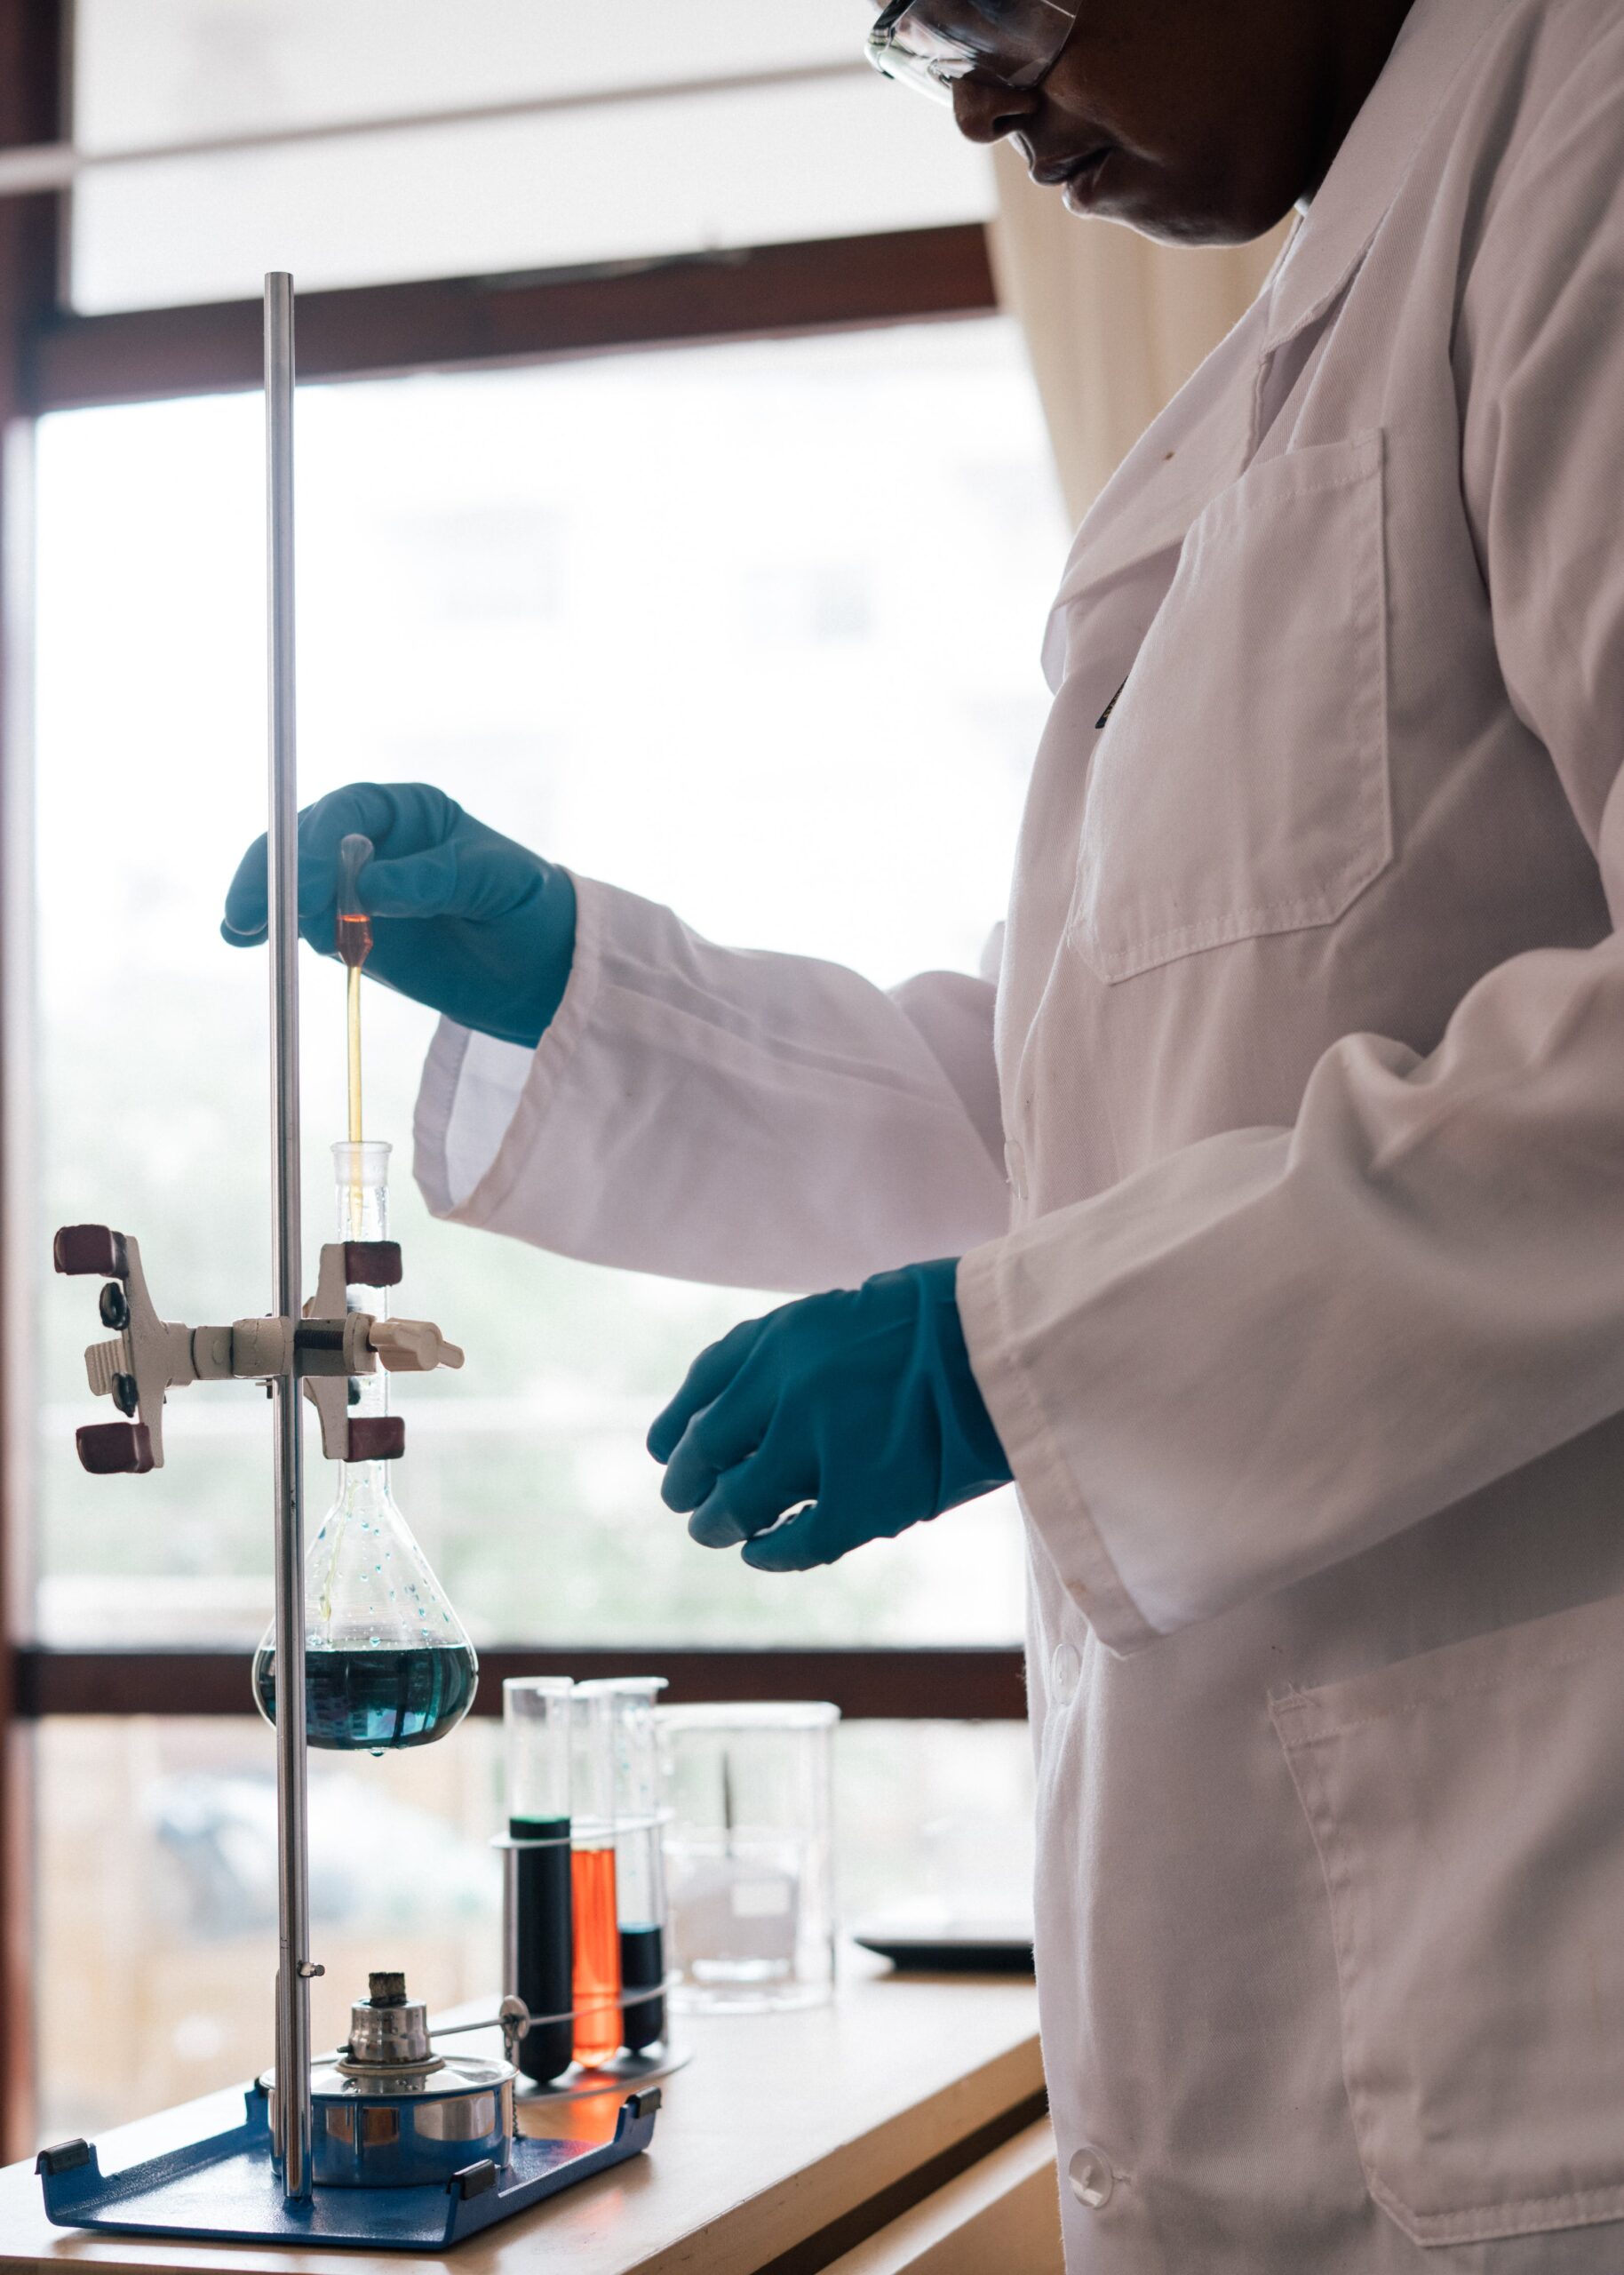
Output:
top-left (344, 1241), bottom-right (402, 1289)
top-left (55, 1225), bottom-right (131, 1280)
top-left (76, 1421), bottom-right (155, 1475)
top-left (347, 1417), bottom-right (405, 1462)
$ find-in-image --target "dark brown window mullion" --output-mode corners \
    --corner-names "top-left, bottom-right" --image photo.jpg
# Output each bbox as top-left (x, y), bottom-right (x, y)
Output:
top-left (16, 1646), bottom-right (1028, 1723)
top-left (0, 0), bottom-right (67, 2164)
top-left (24, 221), bottom-right (997, 414)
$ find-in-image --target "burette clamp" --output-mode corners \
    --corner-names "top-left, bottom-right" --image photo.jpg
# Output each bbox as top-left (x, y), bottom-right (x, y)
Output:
top-left (299, 1235), bottom-right (464, 1463)
top-left (53, 1223), bottom-right (465, 1474)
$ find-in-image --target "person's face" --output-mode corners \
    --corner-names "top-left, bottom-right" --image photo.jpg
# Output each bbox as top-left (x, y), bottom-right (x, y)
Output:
top-left (949, 0), bottom-right (1413, 246)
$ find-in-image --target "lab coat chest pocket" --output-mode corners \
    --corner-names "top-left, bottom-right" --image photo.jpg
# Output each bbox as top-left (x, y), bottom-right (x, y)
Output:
top-left (1069, 433), bottom-right (1391, 983)
top-left (1271, 1592), bottom-right (1624, 2249)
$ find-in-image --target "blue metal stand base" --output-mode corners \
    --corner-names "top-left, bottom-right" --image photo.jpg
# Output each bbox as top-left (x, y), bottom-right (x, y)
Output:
top-left (37, 2082), bottom-right (659, 2251)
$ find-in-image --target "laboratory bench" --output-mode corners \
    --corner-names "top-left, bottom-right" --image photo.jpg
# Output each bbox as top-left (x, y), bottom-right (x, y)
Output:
top-left (0, 1954), bottom-right (1058, 2275)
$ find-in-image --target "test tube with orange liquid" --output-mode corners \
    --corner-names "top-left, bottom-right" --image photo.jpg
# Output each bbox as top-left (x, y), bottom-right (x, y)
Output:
top-left (569, 1686), bottom-right (624, 2069)
top-left (577, 1676), bottom-right (669, 2055)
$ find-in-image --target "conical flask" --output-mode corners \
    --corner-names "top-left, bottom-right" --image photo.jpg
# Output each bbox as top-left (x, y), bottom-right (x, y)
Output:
top-left (252, 1140), bottom-right (478, 1753)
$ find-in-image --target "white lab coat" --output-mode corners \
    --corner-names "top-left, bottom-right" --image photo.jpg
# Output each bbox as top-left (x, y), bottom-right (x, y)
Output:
top-left (417, 1), bottom-right (1624, 2263)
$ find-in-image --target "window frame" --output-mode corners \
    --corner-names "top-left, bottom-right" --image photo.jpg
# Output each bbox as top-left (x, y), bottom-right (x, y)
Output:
top-left (28, 221), bottom-right (997, 410)
top-left (17, 1646), bottom-right (1026, 1720)
top-left (0, 0), bottom-right (1023, 2153)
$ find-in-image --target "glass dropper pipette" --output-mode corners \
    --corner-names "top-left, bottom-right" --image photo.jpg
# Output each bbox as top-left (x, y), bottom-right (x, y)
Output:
top-left (336, 833), bottom-right (373, 1225)
top-left (251, 822), bottom-right (480, 1751)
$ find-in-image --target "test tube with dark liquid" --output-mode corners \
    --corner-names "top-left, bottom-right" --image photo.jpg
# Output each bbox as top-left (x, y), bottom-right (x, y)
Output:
top-left (580, 1675), bottom-right (669, 2054)
top-left (570, 1686), bottom-right (624, 2069)
top-left (504, 1677), bottom-right (574, 2086)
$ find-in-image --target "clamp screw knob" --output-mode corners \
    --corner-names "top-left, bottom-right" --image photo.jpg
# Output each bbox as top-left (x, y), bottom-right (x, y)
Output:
top-left (111, 1373), bottom-right (139, 1418)
top-left (99, 1281), bottom-right (130, 1330)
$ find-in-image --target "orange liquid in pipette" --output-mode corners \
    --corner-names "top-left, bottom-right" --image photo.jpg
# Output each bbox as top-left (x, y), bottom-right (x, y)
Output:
top-left (337, 910), bottom-right (373, 970)
top-left (570, 1845), bottom-right (623, 2068)
top-left (346, 962), bottom-right (364, 1147)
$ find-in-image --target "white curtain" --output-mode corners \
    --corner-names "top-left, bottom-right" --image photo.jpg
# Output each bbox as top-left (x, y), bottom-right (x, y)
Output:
top-left (989, 143), bottom-right (1293, 526)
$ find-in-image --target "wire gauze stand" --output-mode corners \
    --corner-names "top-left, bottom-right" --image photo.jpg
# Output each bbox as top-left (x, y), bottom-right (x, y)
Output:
top-left (34, 275), bottom-right (659, 2253)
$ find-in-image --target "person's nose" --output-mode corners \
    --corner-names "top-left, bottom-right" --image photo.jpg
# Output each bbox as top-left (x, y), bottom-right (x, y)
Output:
top-left (951, 75), bottom-right (1040, 147)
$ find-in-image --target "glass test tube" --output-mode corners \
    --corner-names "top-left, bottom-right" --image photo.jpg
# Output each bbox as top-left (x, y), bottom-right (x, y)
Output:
top-left (504, 1678), bottom-right (575, 2086)
top-left (581, 1678), bottom-right (669, 2054)
top-left (569, 1686), bottom-right (623, 2069)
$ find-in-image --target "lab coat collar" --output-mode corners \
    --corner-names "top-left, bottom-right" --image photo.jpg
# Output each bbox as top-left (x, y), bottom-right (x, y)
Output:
top-left (1264, 0), bottom-right (1513, 355)
top-left (1039, 0), bottom-right (1509, 686)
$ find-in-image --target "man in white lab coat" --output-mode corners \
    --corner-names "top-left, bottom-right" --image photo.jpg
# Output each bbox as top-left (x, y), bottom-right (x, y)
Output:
top-left (227, 1), bottom-right (1624, 2263)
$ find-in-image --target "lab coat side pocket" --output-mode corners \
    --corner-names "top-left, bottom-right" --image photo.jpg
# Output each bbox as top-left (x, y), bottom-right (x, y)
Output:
top-left (1070, 431), bottom-right (1391, 983)
top-left (1271, 1591), bottom-right (1624, 2249)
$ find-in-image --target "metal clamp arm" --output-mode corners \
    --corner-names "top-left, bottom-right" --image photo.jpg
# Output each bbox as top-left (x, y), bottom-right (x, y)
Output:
top-left (55, 1224), bottom-right (190, 1472)
top-left (56, 1227), bottom-right (461, 1475)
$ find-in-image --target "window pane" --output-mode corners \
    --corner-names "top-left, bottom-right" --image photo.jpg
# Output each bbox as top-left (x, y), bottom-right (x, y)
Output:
top-left (70, 0), bottom-right (992, 313)
top-left (78, 0), bottom-right (872, 140)
top-left (35, 1716), bottom-right (504, 2142)
top-left (34, 319), bottom-right (1063, 1650)
top-left (34, 1715), bottom-right (1034, 2142)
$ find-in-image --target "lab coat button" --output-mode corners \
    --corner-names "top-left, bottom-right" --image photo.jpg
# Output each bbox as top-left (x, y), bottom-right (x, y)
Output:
top-left (1050, 1640), bottom-right (1081, 1705)
top-left (1004, 1138), bottom-right (1028, 1201)
top-left (1068, 2146), bottom-right (1115, 2210)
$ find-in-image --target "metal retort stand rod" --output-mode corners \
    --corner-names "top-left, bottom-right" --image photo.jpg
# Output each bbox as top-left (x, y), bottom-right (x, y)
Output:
top-left (265, 269), bottom-right (316, 2207)
top-left (35, 267), bottom-right (662, 2255)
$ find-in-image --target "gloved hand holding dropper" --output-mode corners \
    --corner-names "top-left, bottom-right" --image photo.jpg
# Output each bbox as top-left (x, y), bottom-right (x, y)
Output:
top-left (222, 781), bottom-right (577, 1050)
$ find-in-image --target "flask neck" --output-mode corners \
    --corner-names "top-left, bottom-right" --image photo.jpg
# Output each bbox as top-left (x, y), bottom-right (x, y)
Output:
top-left (334, 1140), bottom-right (390, 1246)
top-left (333, 1140), bottom-right (392, 1433)
top-left (339, 1181), bottom-right (387, 1244)
top-left (333, 1456), bottom-right (399, 1513)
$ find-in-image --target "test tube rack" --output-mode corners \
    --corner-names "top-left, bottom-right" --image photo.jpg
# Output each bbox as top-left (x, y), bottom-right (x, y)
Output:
top-left (34, 274), bottom-right (659, 2249)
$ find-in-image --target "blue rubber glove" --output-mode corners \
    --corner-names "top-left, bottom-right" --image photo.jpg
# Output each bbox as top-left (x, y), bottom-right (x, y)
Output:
top-left (221, 781), bottom-right (577, 1050)
top-left (648, 1259), bottom-right (1012, 1572)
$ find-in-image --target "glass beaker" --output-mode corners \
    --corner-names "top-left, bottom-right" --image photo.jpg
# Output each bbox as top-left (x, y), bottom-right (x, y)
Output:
top-left (659, 1702), bottom-right (838, 2014)
top-left (569, 1685), bottom-right (623, 2068)
top-left (252, 1141), bottom-right (478, 1752)
top-left (503, 1677), bottom-right (575, 2086)
top-left (578, 1677), bottom-right (669, 2054)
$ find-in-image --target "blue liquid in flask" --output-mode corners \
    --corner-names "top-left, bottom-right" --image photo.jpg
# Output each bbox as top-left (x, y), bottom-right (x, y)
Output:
top-left (253, 1640), bottom-right (478, 1752)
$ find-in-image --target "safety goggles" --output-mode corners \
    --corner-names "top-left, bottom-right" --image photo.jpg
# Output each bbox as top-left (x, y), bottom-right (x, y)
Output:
top-left (866, 0), bottom-right (1082, 105)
